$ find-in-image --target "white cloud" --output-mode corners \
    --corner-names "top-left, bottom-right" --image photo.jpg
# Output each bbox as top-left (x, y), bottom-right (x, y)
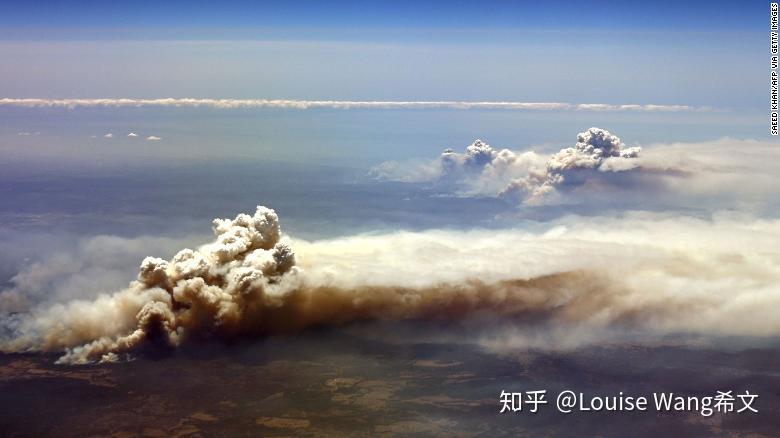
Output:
top-left (0, 98), bottom-right (710, 112)
top-left (103, 133), bottom-right (113, 138)
top-left (127, 132), bottom-right (138, 138)
top-left (146, 135), bottom-right (161, 141)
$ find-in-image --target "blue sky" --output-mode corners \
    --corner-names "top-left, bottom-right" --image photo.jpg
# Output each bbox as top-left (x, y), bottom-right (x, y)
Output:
top-left (0, 1), bottom-right (766, 32)
top-left (0, 2), bottom-right (767, 109)
top-left (0, 1), bottom-right (767, 109)
top-left (0, 0), bottom-right (772, 167)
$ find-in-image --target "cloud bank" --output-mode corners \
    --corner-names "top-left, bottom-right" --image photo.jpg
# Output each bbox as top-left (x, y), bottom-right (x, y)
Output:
top-left (2, 205), bottom-right (779, 364)
top-left (0, 98), bottom-right (707, 112)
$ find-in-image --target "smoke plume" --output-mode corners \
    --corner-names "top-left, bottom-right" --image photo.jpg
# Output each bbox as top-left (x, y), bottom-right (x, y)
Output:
top-left (2, 205), bottom-right (780, 364)
top-left (371, 127), bottom-right (641, 202)
top-left (500, 127), bottom-right (641, 202)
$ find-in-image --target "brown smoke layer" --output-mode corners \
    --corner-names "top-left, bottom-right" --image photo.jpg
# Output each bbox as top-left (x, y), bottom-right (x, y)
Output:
top-left (2, 206), bottom-right (779, 364)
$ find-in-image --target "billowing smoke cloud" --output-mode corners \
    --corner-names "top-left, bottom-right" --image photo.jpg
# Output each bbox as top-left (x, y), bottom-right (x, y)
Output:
top-left (500, 127), bottom-right (641, 202)
top-left (2, 206), bottom-right (779, 364)
top-left (371, 127), bottom-right (642, 203)
top-left (7, 206), bottom-right (297, 364)
top-left (0, 98), bottom-right (706, 112)
top-left (370, 139), bottom-right (546, 194)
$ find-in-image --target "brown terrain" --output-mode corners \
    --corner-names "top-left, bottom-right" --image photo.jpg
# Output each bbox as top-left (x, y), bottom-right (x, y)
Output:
top-left (1, 326), bottom-right (779, 437)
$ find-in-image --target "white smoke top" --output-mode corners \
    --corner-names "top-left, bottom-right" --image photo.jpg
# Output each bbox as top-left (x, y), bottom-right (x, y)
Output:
top-left (501, 127), bottom-right (641, 202)
top-left (371, 127), bottom-right (642, 202)
top-left (550, 127), bottom-right (641, 171)
top-left (0, 98), bottom-right (706, 112)
top-left (2, 206), bottom-right (780, 364)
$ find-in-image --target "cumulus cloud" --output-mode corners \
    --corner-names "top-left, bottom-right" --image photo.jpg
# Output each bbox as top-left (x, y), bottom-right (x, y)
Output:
top-left (104, 133), bottom-right (113, 138)
top-left (127, 132), bottom-right (138, 138)
top-left (146, 135), bottom-right (162, 141)
top-left (0, 98), bottom-right (708, 112)
top-left (2, 206), bottom-right (779, 364)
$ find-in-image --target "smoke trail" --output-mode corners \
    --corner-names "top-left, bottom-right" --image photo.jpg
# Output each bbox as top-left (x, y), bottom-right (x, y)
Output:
top-left (2, 207), bottom-right (779, 364)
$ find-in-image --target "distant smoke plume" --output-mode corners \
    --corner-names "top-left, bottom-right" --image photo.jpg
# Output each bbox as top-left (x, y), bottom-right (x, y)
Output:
top-left (2, 206), bottom-right (780, 364)
top-left (500, 127), bottom-right (641, 202)
top-left (371, 127), bottom-right (641, 202)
